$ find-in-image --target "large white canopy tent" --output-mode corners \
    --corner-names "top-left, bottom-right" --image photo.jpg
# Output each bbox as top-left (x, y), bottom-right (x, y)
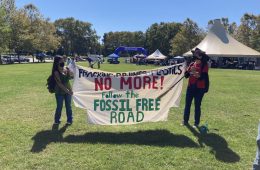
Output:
top-left (183, 19), bottom-right (260, 66)
top-left (146, 49), bottom-right (168, 60)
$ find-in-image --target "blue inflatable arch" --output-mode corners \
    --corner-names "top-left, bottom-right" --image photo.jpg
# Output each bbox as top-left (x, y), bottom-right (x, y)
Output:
top-left (114, 46), bottom-right (147, 55)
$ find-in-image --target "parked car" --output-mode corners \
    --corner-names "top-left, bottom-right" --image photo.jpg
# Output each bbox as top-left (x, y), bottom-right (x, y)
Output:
top-left (1, 56), bottom-right (15, 64)
top-left (14, 56), bottom-right (30, 63)
top-left (36, 53), bottom-right (47, 62)
top-left (107, 57), bottom-right (120, 64)
top-left (107, 57), bottom-right (113, 63)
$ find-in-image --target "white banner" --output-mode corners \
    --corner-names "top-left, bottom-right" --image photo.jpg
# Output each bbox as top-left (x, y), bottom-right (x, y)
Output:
top-left (72, 63), bottom-right (185, 125)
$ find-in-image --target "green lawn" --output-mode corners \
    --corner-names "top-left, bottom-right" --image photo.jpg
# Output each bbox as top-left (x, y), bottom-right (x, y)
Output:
top-left (0, 62), bottom-right (260, 169)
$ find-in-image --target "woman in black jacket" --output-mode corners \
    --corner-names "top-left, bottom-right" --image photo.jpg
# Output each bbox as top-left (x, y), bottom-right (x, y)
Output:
top-left (182, 48), bottom-right (209, 127)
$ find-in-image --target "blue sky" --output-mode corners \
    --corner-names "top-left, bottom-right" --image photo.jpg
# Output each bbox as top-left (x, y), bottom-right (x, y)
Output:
top-left (16, 0), bottom-right (260, 38)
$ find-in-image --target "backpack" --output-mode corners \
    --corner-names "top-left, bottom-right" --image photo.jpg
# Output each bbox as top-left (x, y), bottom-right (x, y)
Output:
top-left (46, 75), bottom-right (56, 93)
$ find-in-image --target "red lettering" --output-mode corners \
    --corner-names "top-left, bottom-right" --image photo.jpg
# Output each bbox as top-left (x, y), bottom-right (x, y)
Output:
top-left (133, 77), bottom-right (142, 89)
top-left (95, 78), bottom-right (103, 91)
top-left (95, 78), bottom-right (111, 91)
top-left (104, 78), bottom-right (111, 90)
top-left (120, 77), bottom-right (132, 89)
top-left (143, 76), bottom-right (151, 89)
top-left (152, 76), bottom-right (159, 89)
top-left (119, 76), bottom-right (161, 90)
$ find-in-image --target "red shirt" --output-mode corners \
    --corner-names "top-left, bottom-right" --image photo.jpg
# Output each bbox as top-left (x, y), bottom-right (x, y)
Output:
top-left (187, 62), bottom-right (208, 89)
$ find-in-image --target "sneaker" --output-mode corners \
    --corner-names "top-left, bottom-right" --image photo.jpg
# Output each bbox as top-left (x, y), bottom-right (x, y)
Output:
top-left (54, 121), bottom-right (61, 125)
top-left (66, 121), bottom-right (72, 125)
top-left (193, 124), bottom-right (199, 128)
top-left (181, 121), bottom-right (188, 126)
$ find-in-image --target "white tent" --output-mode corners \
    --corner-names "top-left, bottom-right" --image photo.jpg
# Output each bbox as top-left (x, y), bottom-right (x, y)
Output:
top-left (174, 56), bottom-right (184, 59)
top-left (133, 54), bottom-right (147, 58)
top-left (146, 49), bottom-right (168, 60)
top-left (183, 19), bottom-right (260, 58)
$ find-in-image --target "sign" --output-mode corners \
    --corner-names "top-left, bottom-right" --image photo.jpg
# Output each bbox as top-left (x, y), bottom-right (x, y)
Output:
top-left (72, 63), bottom-right (185, 125)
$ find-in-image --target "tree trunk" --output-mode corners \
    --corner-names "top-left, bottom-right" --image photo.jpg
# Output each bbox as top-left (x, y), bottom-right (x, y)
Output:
top-left (18, 54), bottom-right (21, 64)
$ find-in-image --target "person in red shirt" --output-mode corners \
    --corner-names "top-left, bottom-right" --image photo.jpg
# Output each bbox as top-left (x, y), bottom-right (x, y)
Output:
top-left (182, 48), bottom-right (209, 127)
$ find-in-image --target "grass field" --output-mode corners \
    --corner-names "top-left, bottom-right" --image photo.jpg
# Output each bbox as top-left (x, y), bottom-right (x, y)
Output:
top-left (1, 61), bottom-right (260, 169)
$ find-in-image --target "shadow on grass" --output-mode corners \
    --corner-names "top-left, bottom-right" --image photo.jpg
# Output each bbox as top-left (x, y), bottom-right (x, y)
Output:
top-left (31, 128), bottom-right (198, 153)
top-left (31, 125), bottom-right (240, 163)
top-left (31, 124), bottom-right (69, 153)
top-left (63, 130), bottom-right (198, 147)
top-left (186, 124), bottom-right (240, 163)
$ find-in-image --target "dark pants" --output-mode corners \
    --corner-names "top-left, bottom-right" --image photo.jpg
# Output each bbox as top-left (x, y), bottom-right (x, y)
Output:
top-left (55, 93), bottom-right (73, 123)
top-left (183, 85), bottom-right (205, 125)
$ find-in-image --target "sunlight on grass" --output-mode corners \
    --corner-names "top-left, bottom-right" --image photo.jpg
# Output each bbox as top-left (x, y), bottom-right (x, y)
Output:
top-left (0, 62), bottom-right (260, 169)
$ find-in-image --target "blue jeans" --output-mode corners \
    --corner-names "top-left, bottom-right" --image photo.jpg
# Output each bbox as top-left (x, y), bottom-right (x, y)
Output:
top-left (183, 85), bottom-right (205, 125)
top-left (55, 93), bottom-right (73, 123)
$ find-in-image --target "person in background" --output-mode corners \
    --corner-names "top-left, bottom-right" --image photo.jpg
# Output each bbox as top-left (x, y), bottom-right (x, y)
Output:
top-left (182, 48), bottom-right (209, 127)
top-left (63, 55), bottom-right (67, 63)
top-left (97, 57), bottom-right (101, 69)
top-left (51, 56), bottom-right (74, 125)
top-left (66, 56), bottom-right (71, 66)
top-left (86, 56), bottom-right (93, 68)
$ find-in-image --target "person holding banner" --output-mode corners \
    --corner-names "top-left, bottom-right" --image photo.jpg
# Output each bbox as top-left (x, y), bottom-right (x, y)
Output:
top-left (182, 48), bottom-right (209, 127)
top-left (52, 56), bottom-right (74, 125)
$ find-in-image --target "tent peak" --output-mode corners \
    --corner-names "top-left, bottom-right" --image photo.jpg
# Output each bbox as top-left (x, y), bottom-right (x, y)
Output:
top-left (213, 19), bottom-right (221, 24)
top-left (183, 19), bottom-right (260, 57)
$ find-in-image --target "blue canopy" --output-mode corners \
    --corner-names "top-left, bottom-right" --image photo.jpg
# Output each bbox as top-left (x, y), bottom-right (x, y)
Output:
top-left (108, 53), bottom-right (119, 58)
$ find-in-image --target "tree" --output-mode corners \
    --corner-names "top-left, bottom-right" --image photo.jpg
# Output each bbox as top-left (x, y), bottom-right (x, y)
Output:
top-left (102, 31), bottom-right (146, 56)
top-left (0, 0), bottom-right (14, 63)
top-left (102, 32), bottom-right (116, 55)
top-left (0, 0), bottom-right (15, 22)
top-left (236, 13), bottom-right (256, 47)
top-left (23, 4), bottom-right (59, 62)
top-left (170, 18), bottom-right (205, 56)
top-left (54, 17), bottom-right (99, 55)
top-left (34, 19), bottom-right (60, 55)
top-left (228, 22), bottom-right (238, 36)
top-left (7, 3), bottom-right (60, 63)
top-left (3, 3), bottom-right (61, 63)
top-left (0, 6), bottom-right (10, 55)
top-left (22, 4), bottom-right (39, 62)
top-left (145, 22), bottom-right (182, 55)
top-left (9, 9), bottom-right (31, 59)
top-left (249, 15), bottom-right (260, 52)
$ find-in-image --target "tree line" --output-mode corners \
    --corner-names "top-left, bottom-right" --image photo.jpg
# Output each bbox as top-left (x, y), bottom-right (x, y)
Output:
top-left (0, 0), bottom-right (260, 62)
top-left (0, 0), bottom-right (100, 62)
